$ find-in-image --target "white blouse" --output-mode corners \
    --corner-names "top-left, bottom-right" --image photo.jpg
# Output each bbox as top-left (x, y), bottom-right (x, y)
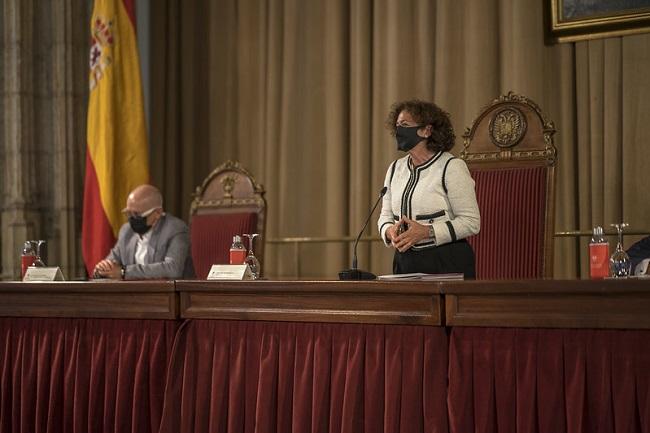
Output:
top-left (377, 151), bottom-right (480, 250)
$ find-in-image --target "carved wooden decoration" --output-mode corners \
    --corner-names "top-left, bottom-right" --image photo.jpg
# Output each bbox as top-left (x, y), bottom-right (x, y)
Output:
top-left (489, 107), bottom-right (527, 148)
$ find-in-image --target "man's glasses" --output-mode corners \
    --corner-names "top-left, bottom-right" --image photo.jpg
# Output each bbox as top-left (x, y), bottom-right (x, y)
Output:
top-left (124, 207), bottom-right (159, 219)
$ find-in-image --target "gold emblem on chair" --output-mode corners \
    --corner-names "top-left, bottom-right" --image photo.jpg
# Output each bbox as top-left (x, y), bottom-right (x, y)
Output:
top-left (220, 175), bottom-right (238, 199)
top-left (489, 107), bottom-right (527, 148)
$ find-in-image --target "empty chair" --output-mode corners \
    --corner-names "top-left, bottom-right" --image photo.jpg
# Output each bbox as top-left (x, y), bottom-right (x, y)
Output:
top-left (189, 161), bottom-right (266, 279)
top-left (461, 92), bottom-right (557, 279)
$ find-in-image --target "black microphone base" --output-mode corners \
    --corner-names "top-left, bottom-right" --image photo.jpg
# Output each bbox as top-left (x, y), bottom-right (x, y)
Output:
top-left (338, 268), bottom-right (377, 280)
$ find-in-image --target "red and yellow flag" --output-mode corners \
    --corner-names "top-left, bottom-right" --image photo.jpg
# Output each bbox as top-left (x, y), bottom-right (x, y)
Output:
top-left (82, 0), bottom-right (149, 276)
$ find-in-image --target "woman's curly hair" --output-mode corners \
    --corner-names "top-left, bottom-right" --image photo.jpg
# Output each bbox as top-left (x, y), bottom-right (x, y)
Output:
top-left (385, 99), bottom-right (456, 152)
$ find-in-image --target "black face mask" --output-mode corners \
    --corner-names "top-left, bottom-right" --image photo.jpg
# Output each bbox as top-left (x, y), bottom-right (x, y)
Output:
top-left (128, 215), bottom-right (152, 235)
top-left (396, 125), bottom-right (424, 152)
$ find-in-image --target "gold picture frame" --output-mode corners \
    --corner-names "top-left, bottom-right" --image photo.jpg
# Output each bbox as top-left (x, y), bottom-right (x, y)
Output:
top-left (546, 0), bottom-right (650, 43)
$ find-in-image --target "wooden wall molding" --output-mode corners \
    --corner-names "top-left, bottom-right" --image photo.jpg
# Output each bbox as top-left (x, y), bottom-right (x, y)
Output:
top-left (177, 280), bottom-right (444, 326)
top-left (2, 278), bottom-right (650, 328)
top-left (0, 281), bottom-right (178, 319)
top-left (444, 279), bottom-right (650, 329)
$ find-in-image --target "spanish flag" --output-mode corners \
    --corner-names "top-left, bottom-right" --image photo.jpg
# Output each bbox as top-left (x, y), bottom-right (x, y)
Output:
top-left (82, 0), bottom-right (149, 276)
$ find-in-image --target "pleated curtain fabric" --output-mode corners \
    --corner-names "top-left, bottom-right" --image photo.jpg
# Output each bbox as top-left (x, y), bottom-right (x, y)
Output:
top-left (149, 0), bottom-right (650, 279)
top-left (157, 320), bottom-right (449, 433)
top-left (0, 318), bottom-right (178, 433)
top-left (448, 327), bottom-right (650, 433)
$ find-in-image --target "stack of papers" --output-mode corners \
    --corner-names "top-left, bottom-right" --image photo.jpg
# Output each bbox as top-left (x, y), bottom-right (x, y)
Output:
top-left (377, 272), bottom-right (464, 281)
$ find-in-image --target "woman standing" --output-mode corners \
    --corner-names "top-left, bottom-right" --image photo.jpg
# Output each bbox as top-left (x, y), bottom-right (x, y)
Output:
top-left (377, 99), bottom-right (480, 278)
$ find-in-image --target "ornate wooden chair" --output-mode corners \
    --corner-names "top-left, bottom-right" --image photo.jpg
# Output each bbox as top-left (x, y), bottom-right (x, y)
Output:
top-left (461, 92), bottom-right (557, 279)
top-left (189, 161), bottom-right (266, 279)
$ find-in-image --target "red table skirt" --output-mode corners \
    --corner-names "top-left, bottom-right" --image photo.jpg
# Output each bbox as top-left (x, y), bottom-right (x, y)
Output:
top-left (448, 327), bottom-right (650, 433)
top-left (3, 318), bottom-right (650, 433)
top-left (0, 317), bottom-right (177, 433)
top-left (158, 320), bottom-right (449, 433)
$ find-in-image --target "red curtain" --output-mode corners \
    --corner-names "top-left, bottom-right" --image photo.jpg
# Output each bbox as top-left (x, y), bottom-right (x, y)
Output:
top-left (448, 327), bottom-right (650, 433)
top-left (158, 320), bottom-right (449, 433)
top-left (0, 317), bottom-right (178, 433)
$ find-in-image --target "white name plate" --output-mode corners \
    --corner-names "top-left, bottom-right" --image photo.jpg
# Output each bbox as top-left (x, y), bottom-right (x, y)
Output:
top-left (23, 266), bottom-right (65, 282)
top-left (207, 264), bottom-right (253, 281)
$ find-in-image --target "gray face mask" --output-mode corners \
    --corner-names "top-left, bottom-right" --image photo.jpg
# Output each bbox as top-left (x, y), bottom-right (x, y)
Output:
top-left (396, 125), bottom-right (423, 151)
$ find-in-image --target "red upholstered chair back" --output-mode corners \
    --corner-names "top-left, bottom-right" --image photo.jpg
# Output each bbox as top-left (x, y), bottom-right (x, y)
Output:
top-left (462, 93), bottom-right (557, 279)
top-left (189, 161), bottom-right (266, 279)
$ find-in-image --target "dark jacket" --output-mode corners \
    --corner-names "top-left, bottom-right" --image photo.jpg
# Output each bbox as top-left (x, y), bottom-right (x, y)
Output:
top-left (626, 235), bottom-right (650, 271)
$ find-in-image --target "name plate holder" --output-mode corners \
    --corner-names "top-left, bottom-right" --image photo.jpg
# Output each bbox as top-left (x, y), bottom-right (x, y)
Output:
top-left (207, 264), bottom-right (253, 281)
top-left (23, 266), bottom-right (65, 282)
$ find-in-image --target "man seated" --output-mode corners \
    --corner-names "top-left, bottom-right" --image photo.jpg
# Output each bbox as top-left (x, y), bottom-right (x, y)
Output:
top-left (627, 235), bottom-right (650, 275)
top-left (93, 184), bottom-right (195, 279)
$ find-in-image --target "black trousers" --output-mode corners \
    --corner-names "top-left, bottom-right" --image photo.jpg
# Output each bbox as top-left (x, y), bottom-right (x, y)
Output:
top-left (393, 239), bottom-right (476, 279)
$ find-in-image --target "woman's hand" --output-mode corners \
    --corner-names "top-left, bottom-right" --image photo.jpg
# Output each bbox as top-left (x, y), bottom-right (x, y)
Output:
top-left (392, 216), bottom-right (429, 252)
top-left (385, 221), bottom-right (401, 243)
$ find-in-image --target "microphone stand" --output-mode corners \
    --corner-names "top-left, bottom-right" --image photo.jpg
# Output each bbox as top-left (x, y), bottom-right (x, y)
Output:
top-left (339, 187), bottom-right (387, 280)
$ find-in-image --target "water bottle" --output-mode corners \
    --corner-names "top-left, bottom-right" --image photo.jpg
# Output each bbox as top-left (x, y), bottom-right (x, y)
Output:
top-left (229, 235), bottom-right (247, 265)
top-left (21, 241), bottom-right (36, 278)
top-left (589, 226), bottom-right (609, 279)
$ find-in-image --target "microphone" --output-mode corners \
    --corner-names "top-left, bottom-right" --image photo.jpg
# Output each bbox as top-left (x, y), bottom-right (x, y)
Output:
top-left (339, 186), bottom-right (388, 280)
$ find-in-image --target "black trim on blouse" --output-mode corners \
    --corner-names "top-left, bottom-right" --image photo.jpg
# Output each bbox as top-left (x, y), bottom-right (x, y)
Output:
top-left (446, 221), bottom-right (457, 242)
top-left (400, 152), bottom-right (443, 220)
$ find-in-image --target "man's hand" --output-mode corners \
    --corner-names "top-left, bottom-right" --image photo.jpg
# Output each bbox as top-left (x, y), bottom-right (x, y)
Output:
top-left (392, 216), bottom-right (429, 252)
top-left (93, 259), bottom-right (122, 279)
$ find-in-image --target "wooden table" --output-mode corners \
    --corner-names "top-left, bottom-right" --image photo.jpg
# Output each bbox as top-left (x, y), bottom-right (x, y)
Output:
top-left (2, 278), bottom-right (649, 327)
top-left (2, 278), bottom-right (649, 433)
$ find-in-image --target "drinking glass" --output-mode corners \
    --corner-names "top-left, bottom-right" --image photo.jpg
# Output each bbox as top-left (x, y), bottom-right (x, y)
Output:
top-left (243, 233), bottom-right (260, 279)
top-left (32, 240), bottom-right (46, 267)
top-left (609, 223), bottom-right (631, 277)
